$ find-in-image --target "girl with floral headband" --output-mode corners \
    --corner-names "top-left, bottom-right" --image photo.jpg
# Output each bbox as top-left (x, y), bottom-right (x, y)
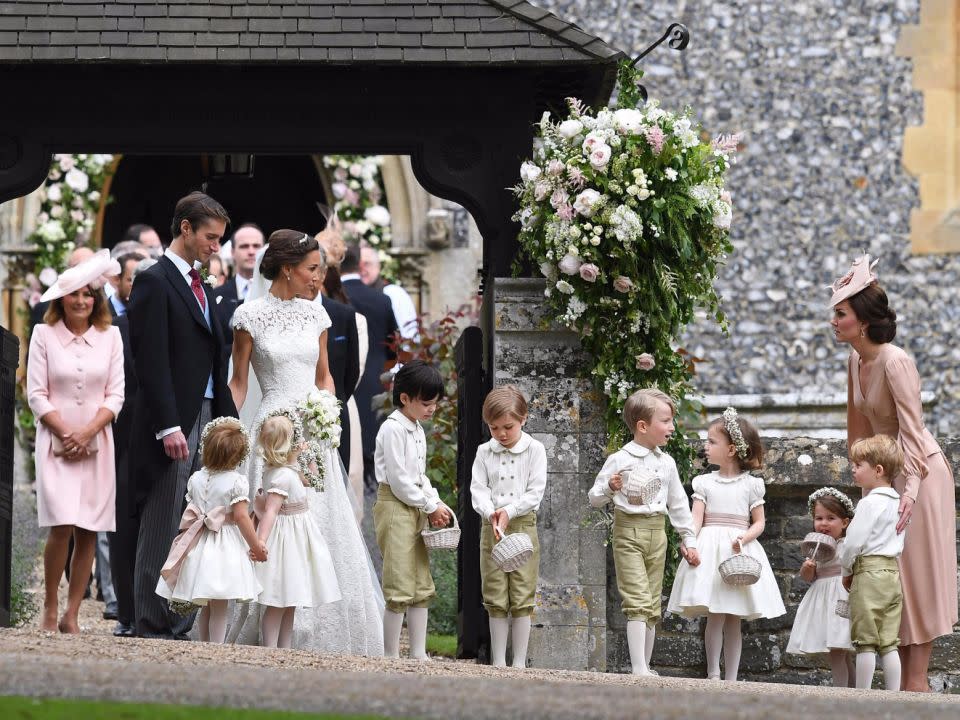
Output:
top-left (786, 487), bottom-right (856, 686)
top-left (155, 417), bottom-right (267, 644)
top-left (667, 408), bottom-right (785, 681)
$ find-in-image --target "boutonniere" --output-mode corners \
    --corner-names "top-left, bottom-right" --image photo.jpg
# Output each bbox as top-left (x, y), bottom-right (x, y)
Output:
top-left (215, 295), bottom-right (224, 305)
top-left (198, 267), bottom-right (217, 287)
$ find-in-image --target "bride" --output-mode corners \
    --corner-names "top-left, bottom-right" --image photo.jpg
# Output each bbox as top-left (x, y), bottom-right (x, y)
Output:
top-left (225, 229), bottom-right (384, 655)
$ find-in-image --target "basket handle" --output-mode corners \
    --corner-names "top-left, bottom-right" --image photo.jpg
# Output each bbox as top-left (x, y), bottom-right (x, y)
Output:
top-left (493, 519), bottom-right (508, 541)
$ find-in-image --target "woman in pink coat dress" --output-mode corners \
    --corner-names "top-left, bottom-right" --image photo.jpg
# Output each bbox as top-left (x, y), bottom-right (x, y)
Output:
top-left (830, 254), bottom-right (958, 692)
top-left (27, 250), bottom-right (124, 633)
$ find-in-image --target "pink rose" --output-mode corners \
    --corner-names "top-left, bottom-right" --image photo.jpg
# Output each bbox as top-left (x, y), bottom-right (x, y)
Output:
top-left (547, 159), bottom-right (565, 176)
top-left (635, 353), bottom-right (656, 371)
top-left (613, 276), bottom-right (634, 293)
top-left (550, 188), bottom-right (570, 210)
top-left (579, 263), bottom-right (599, 282)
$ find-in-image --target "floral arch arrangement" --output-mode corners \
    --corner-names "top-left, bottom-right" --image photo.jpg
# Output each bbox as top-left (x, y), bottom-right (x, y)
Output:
top-left (512, 62), bottom-right (739, 483)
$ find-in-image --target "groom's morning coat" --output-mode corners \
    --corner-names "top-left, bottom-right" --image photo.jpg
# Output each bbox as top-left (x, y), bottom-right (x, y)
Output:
top-left (126, 254), bottom-right (237, 508)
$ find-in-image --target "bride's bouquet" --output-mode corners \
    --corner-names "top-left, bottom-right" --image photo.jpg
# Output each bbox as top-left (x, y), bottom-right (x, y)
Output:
top-left (298, 390), bottom-right (342, 449)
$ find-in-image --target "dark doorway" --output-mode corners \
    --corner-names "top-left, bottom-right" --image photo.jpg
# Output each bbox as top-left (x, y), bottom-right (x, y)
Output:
top-left (101, 155), bottom-right (328, 248)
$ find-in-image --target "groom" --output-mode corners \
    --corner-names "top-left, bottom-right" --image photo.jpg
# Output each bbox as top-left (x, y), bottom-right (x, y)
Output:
top-left (127, 191), bottom-right (238, 639)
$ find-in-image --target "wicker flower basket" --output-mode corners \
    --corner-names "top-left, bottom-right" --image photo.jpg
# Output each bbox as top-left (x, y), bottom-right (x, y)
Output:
top-left (421, 507), bottom-right (460, 551)
top-left (491, 528), bottom-right (534, 573)
top-left (718, 549), bottom-right (762, 586)
top-left (621, 467), bottom-right (662, 506)
top-left (800, 532), bottom-right (838, 563)
top-left (835, 598), bottom-right (850, 619)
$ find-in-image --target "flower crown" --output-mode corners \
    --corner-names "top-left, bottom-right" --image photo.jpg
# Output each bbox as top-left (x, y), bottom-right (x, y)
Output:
top-left (807, 487), bottom-right (855, 517)
top-left (256, 407), bottom-right (325, 491)
top-left (722, 407), bottom-right (749, 459)
top-left (198, 416), bottom-right (251, 468)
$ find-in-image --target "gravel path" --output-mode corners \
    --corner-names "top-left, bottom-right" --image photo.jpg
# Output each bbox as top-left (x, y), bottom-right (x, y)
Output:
top-left (1, 626), bottom-right (959, 719)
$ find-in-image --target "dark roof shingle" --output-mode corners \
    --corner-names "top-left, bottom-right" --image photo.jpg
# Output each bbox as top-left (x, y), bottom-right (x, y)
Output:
top-left (0, 0), bottom-right (623, 64)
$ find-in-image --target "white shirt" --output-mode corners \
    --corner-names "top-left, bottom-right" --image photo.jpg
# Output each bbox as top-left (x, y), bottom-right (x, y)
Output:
top-left (838, 486), bottom-right (904, 577)
top-left (383, 283), bottom-right (419, 341)
top-left (156, 248), bottom-right (214, 440)
top-left (235, 274), bottom-right (251, 301)
top-left (374, 409), bottom-right (441, 513)
top-left (471, 432), bottom-right (547, 521)
top-left (588, 441), bottom-right (698, 549)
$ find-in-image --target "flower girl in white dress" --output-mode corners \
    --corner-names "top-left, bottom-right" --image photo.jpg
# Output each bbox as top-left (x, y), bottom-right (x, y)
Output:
top-left (156, 418), bottom-right (267, 643)
top-left (786, 487), bottom-right (855, 686)
top-left (667, 408), bottom-right (785, 680)
top-left (254, 413), bottom-right (342, 648)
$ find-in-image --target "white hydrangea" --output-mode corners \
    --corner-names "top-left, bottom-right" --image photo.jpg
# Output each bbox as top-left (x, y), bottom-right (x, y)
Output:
top-left (688, 183), bottom-right (720, 208)
top-left (36, 220), bottom-right (66, 242)
top-left (610, 205), bottom-right (643, 243)
top-left (672, 117), bottom-right (699, 149)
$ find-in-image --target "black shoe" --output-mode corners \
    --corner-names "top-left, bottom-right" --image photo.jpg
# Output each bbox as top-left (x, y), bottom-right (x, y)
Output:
top-left (103, 609), bottom-right (118, 621)
top-left (112, 622), bottom-right (136, 637)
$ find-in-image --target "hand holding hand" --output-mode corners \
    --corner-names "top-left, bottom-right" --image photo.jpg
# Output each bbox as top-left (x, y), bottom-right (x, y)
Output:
top-left (491, 509), bottom-right (509, 537)
top-left (249, 542), bottom-right (268, 562)
top-left (895, 495), bottom-right (915, 534)
top-left (162, 431), bottom-right (190, 461)
top-left (684, 547), bottom-right (701, 567)
top-left (608, 473), bottom-right (623, 492)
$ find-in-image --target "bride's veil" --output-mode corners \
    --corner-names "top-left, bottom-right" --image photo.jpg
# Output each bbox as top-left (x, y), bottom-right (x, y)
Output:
top-left (235, 246), bottom-right (269, 434)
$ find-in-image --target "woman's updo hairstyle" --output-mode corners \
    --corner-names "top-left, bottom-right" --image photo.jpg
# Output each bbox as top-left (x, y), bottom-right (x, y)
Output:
top-left (259, 229), bottom-right (321, 280)
top-left (848, 284), bottom-right (897, 344)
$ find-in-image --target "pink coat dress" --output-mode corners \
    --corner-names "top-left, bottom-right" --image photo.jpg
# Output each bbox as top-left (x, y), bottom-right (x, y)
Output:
top-left (27, 321), bottom-right (124, 531)
top-left (848, 343), bottom-right (959, 645)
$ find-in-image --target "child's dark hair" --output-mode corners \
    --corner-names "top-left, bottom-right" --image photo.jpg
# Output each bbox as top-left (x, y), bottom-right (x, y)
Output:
top-left (392, 359), bottom-right (444, 407)
top-left (709, 412), bottom-right (764, 471)
top-left (812, 495), bottom-right (854, 522)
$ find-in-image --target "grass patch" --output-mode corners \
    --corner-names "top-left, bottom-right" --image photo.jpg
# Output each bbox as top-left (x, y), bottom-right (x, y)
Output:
top-left (0, 696), bottom-right (387, 719)
top-left (426, 632), bottom-right (457, 658)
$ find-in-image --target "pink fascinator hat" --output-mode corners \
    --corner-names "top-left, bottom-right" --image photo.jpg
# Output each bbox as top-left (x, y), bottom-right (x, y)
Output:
top-left (40, 249), bottom-right (121, 302)
top-left (827, 254), bottom-right (879, 308)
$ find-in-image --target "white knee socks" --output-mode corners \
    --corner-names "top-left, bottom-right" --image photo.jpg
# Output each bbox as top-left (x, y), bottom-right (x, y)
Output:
top-left (704, 613), bottom-right (724, 679)
top-left (489, 617), bottom-right (509, 667)
top-left (511, 616), bottom-right (531, 669)
top-left (881, 650), bottom-right (901, 691)
top-left (406, 607), bottom-right (430, 661)
top-left (207, 600), bottom-right (228, 644)
top-left (856, 651), bottom-right (876, 689)
top-left (644, 625), bottom-right (657, 672)
top-left (722, 615), bottom-right (742, 681)
top-left (383, 609), bottom-right (404, 658)
top-left (626, 620), bottom-right (650, 675)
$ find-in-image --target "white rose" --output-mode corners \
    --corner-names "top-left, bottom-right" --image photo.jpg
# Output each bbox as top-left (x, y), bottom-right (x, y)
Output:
top-left (558, 254), bottom-right (582, 275)
top-left (364, 204), bottom-right (391, 227)
top-left (664, 168), bottom-right (678, 181)
top-left (38, 267), bottom-right (58, 287)
top-left (50, 204), bottom-right (65, 218)
top-left (555, 279), bottom-right (575, 295)
top-left (573, 189), bottom-right (601, 217)
top-left (349, 163), bottom-right (363, 178)
top-left (87, 190), bottom-right (100, 203)
top-left (70, 209), bottom-right (85, 223)
top-left (581, 131), bottom-right (604, 155)
top-left (613, 108), bottom-right (644, 134)
top-left (520, 161), bottom-right (542, 183)
top-left (558, 119), bottom-right (584, 138)
top-left (332, 182), bottom-right (348, 199)
top-left (65, 168), bottom-right (89, 193)
top-left (589, 144), bottom-right (611, 171)
top-left (57, 154), bottom-right (75, 172)
top-left (47, 184), bottom-right (62, 202)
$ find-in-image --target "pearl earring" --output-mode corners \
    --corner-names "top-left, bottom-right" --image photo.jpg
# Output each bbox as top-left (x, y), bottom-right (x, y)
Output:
top-left (286, 273), bottom-right (291, 282)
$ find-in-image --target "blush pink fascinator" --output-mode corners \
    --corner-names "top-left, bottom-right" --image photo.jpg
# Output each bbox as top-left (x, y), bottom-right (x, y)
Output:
top-left (40, 249), bottom-right (121, 302)
top-left (827, 253), bottom-right (879, 308)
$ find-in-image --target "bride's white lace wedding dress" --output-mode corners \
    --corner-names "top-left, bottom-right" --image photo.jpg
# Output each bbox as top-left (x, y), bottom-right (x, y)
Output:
top-left (226, 291), bottom-right (384, 655)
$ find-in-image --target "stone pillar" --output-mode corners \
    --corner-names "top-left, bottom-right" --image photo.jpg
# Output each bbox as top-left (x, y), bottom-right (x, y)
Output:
top-left (492, 277), bottom-right (608, 671)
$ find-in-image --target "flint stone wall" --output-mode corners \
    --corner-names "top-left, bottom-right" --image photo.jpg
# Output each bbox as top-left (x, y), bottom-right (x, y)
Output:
top-left (494, 278), bottom-right (959, 690)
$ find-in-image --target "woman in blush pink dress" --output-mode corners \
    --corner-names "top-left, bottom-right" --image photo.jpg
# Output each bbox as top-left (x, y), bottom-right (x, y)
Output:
top-left (829, 254), bottom-right (958, 692)
top-left (27, 250), bottom-right (124, 633)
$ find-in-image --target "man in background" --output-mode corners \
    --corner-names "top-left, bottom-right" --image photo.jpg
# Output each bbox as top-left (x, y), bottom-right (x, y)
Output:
top-left (213, 223), bottom-right (264, 346)
top-left (359, 245), bottom-right (418, 342)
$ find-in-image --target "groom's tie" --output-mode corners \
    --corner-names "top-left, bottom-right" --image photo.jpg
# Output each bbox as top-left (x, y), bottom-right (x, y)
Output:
top-left (188, 268), bottom-right (207, 311)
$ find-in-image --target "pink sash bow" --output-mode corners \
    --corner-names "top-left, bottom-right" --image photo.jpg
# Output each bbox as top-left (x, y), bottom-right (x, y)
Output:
top-left (160, 502), bottom-right (233, 589)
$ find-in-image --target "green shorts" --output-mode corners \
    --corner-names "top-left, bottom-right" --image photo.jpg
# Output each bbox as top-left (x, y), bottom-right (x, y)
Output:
top-left (374, 484), bottom-right (435, 614)
top-left (612, 511), bottom-right (667, 626)
top-left (849, 555), bottom-right (902, 655)
top-left (479, 511), bottom-right (539, 618)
